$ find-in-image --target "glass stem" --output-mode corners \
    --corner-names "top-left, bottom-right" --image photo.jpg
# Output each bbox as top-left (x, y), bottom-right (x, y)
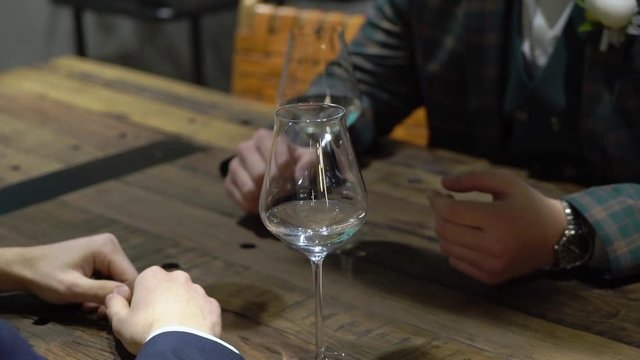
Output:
top-left (310, 257), bottom-right (325, 358)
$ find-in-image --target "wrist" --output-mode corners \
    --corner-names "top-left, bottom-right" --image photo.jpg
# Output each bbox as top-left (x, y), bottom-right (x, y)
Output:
top-left (149, 321), bottom-right (215, 339)
top-left (542, 199), bottom-right (568, 268)
top-left (146, 326), bottom-right (219, 343)
top-left (0, 247), bottom-right (32, 293)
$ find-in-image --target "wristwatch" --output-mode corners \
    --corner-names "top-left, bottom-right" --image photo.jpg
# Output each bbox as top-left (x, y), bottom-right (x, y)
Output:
top-left (552, 200), bottom-right (595, 270)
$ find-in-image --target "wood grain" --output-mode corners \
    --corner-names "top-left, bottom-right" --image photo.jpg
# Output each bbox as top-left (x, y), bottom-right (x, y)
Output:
top-left (0, 85), bottom-right (162, 187)
top-left (1, 148), bottom-right (639, 359)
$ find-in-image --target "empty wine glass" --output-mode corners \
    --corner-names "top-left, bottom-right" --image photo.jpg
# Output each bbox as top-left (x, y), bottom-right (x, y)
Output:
top-left (259, 103), bottom-right (367, 359)
top-left (277, 21), bottom-right (365, 266)
top-left (276, 23), bottom-right (362, 127)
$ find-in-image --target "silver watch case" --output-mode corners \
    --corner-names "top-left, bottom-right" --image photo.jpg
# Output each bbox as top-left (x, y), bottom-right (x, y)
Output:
top-left (553, 201), bottom-right (594, 269)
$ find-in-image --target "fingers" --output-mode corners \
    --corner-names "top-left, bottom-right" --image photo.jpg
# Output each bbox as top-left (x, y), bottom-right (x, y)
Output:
top-left (435, 216), bottom-right (488, 252)
top-left (429, 189), bottom-right (513, 285)
top-left (207, 297), bottom-right (223, 338)
top-left (225, 157), bottom-right (261, 213)
top-left (237, 141), bottom-right (268, 184)
top-left (81, 302), bottom-right (101, 313)
top-left (67, 276), bottom-right (132, 304)
top-left (224, 129), bottom-right (274, 214)
top-left (104, 289), bottom-right (129, 322)
top-left (428, 190), bottom-right (495, 227)
top-left (432, 170), bottom-right (556, 285)
top-left (106, 288), bottom-right (132, 335)
top-left (126, 266), bottom-right (223, 338)
top-left (293, 147), bottom-right (318, 173)
top-left (442, 169), bottom-right (518, 200)
top-left (254, 129), bottom-right (273, 162)
top-left (435, 215), bottom-right (507, 281)
top-left (86, 234), bottom-right (137, 290)
top-left (441, 241), bottom-right (509, 278)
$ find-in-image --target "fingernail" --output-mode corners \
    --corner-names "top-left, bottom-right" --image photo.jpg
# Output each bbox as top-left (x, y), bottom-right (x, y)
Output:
top-left (113, 285), bottom-right (129, 297)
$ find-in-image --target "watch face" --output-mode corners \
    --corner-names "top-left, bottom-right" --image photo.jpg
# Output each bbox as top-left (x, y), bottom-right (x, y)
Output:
top-left (557, 229), bottom-right (591, 268)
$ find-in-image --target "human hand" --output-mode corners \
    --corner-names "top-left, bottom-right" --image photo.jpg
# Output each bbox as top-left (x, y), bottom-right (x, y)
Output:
top-left (427, 170), bottom-right (567, 285)
top-left (106, 266), bottom-right (222, 354)
top-left (3, 233), bottom-right (137, 306)
top-left (224, 128), bottom-right (316, 213)
top-left (224, 128), bottom-right (273, 213)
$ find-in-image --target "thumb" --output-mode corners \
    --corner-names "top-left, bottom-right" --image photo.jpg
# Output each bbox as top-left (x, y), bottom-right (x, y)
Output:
top-left (105, 287), bottom-right (131, 324)
top-left (68, 276), bottom-right (132, 304)
top-left (442, 170), bottom-right (516, 199)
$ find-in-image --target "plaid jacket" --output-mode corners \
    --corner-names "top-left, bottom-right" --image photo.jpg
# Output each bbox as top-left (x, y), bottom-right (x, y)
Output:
top-left (345, 0), bottom-right (640, 276)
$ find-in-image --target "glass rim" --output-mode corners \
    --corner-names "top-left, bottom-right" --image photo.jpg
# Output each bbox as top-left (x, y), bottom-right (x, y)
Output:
top-left (274, 103), bottom-right (345, 123)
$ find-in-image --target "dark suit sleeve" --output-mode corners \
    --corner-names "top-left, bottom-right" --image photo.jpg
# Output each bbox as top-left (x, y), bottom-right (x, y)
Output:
top-left (136, 331), bottom-right (244, 360)
top-left (0, 320), bottom-right (45, 360)
top-left (333, 0), bottom-right (420, 149)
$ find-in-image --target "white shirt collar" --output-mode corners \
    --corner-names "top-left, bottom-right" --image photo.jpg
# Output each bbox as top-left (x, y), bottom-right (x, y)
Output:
top-left (521, 0), bottom-right (575, 70)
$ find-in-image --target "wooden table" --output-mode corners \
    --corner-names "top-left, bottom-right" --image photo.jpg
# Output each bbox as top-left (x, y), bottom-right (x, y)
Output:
top-left (1, 56), bottom-right (639, 359)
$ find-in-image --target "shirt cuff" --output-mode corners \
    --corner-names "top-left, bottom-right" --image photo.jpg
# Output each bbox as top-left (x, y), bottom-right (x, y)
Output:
top-left (146, 326), bottom-right (240, 354)
top-left (588, 235), bottom-right (611, 271)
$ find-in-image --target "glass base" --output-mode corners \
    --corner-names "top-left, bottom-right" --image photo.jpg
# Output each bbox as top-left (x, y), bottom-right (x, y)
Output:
top-left (295, 349), bottom-right (357, 360)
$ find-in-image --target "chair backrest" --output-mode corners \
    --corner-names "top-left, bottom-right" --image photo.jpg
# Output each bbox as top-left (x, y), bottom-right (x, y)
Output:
top-left (231, 0), bottom-right (428, 146)
top-left (232, 0), bottom-right (364, 103)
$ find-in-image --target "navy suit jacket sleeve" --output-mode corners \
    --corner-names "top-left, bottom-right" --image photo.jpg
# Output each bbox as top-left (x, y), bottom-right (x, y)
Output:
top-left (0, 320), bottom-right (44, 360)
top-left (137, 331), bottom-right (244, 360)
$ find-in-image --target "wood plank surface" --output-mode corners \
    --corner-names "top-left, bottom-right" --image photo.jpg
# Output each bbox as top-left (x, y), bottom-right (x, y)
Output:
top-left (45, 56), bottom-right (273, 147)
top-left (1, 57), bottom-right (639, 359)
top-left (0, 76), bottom-right (164, 188)
top-left (1, 147), bottom-right (640, 359)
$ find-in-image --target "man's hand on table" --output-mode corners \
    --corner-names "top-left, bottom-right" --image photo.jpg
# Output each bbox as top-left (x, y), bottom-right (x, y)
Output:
top-left (0, 233), bottom-right (138, 309)
top-left (224, 128), bottom-right (317, 214)
top-left (106, 266), bottom-right (223, 354)
top-left (224, 128), bottom-right (273, 213)
top-left (428, 169), bottom-right (567, 285)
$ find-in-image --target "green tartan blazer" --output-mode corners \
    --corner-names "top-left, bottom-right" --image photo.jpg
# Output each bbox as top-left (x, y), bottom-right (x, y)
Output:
top-left (344, 0), bottom-right (640, 276)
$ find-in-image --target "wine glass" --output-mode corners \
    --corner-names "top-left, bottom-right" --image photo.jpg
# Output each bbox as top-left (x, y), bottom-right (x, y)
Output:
top-left (276, 23), bottom-right (362, 127)
top-left (277, 22), bottom-right (365, 267)
top-left (259, 103), bottom-right (368, 359)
